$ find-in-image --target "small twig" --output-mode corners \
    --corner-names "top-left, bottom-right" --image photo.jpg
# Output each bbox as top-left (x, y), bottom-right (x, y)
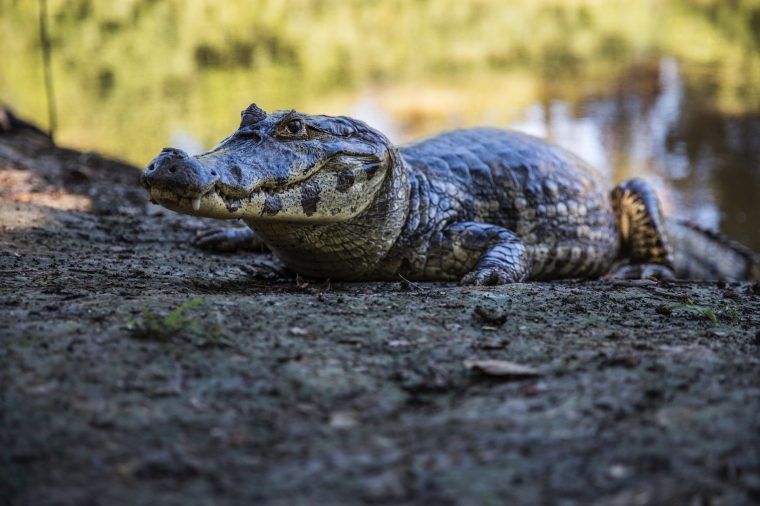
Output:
top-left (398, 273), bottom-right (423, 290)
top-left (317, 278), bottom-right (331, 294)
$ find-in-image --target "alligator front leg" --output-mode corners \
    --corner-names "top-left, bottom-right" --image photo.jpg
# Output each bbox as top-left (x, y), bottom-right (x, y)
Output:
top-left (437, 222), bottom-right (530, 286)
top-left (193, 227), bottom-right (268, 252)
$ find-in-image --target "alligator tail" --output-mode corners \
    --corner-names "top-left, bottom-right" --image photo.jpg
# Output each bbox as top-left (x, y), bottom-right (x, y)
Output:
top-left (666, 218), bottom-right (759, 281)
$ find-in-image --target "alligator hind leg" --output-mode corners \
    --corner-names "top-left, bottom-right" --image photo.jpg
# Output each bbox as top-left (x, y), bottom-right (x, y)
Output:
top-left (436, 222), bottom-right (530, 286)
top-left (193, 227), bottom-right (268, 252)
top-left (610, 178), bottom-right (674, 279)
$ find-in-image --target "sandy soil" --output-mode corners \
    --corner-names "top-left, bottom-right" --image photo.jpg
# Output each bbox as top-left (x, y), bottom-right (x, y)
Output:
top-left (1, 119), bottom-right (759, 506)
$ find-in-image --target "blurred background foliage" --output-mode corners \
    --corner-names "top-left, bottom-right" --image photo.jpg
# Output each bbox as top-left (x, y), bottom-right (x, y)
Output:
top-left (1, 0), bottom-right (759, 248)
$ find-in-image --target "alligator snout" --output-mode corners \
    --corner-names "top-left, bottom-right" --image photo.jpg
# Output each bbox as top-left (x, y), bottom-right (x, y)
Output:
top-left (141, 147), bottom-right (218, 197)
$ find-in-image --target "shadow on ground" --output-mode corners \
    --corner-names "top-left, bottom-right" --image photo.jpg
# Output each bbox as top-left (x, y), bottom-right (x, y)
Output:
top-left (1, 117), bottom-right (759, 506)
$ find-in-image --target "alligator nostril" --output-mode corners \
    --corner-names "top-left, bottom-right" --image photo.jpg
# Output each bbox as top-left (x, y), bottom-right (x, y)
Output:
top-left (169, 166), bottom-right (177, 173)
top-left (147, 163), bottom-right (155, 171)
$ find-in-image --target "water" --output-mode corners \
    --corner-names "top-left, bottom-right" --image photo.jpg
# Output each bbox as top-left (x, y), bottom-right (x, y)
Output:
top-left (1, 0), bottom-right (758, 250)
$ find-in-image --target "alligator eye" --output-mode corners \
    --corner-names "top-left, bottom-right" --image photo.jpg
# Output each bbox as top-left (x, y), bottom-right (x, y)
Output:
top-left (286, 119), bottom-right (304, 135)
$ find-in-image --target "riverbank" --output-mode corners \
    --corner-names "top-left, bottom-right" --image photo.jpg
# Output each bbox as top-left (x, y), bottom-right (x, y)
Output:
top-left (1, 115), bottom-right (759, 505)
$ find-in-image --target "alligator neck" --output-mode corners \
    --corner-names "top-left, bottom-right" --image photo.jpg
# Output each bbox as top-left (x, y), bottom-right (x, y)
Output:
top-left (245, 146), bottom-right (410, 280)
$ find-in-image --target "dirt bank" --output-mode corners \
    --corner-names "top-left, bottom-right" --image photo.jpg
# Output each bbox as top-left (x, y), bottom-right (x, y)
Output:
top-left (1, 118), bottom-right (759, 506)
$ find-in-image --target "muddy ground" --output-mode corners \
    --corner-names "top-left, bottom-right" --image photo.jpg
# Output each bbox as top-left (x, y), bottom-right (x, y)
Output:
top-left (0, 118), bottom-right (759, 506)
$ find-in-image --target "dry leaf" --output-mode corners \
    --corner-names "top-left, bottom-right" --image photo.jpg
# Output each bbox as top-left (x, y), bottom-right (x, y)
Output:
top-left (463, 359), bottom-right (543, 378)
top-left (328, 411), bottom-right (358, 429)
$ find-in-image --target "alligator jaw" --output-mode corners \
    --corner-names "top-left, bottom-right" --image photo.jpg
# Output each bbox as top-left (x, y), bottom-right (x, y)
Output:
top-left (147, 157), bottom-right (387, 222)
top-left (149, 186), bottom-right (257, 219)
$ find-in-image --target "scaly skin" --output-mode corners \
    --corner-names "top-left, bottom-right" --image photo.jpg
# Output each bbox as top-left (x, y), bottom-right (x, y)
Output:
top-left (140, 104), bottom-right (757, 284)
top-left (381, 129), bottom-right (620, 282)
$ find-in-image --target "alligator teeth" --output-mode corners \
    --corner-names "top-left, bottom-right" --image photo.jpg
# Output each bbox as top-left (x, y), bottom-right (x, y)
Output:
top-left (191, 197), bottom-right (201, 211)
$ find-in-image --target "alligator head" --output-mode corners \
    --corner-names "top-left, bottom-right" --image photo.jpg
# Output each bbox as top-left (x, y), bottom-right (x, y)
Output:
top-left (141, 103), bottom-right (395, 222)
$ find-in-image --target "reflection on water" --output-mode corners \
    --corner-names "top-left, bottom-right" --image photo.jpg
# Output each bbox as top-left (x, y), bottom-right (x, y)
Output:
top-left (1, 0), bottom-right (758, 250)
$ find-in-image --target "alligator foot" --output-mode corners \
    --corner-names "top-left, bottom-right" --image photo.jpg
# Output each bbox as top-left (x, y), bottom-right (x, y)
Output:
top-left (193, 227), bottom-right (267, 252)
top-left (608, 263), bottom-right (675, 280)
top-left (611, 178), bottom-right (674, 267)
top-left (439, 222), bottom-right (530, 286)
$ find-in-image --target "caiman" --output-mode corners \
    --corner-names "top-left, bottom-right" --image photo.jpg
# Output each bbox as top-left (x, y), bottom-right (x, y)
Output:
top-left (140, 104), bottom-right (758, 285)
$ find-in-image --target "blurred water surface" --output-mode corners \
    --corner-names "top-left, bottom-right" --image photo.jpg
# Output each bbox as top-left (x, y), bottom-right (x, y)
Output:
top-left (1, 0), bottom-right (759, 250)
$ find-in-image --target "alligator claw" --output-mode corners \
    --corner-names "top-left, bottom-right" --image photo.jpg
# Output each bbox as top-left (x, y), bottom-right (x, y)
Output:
top-left (608, 263), bottom-right (675, 280)
top-left (460, 268), bottom-right (519, 286)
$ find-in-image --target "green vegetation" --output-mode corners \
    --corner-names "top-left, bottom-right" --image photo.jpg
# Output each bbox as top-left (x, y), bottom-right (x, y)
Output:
top-left (658, 298), bottom-right (718, 322)
top-left (1, 0), bottom-right (759, 163)
top-left (125, 297), bottom-right (224, 344)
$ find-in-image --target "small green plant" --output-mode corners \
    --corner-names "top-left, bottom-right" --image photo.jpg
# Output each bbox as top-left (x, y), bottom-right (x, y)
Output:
top-left (657, 297), bottom-right (717, 323)
top-left (125, 298), bottom-right (224, 344)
